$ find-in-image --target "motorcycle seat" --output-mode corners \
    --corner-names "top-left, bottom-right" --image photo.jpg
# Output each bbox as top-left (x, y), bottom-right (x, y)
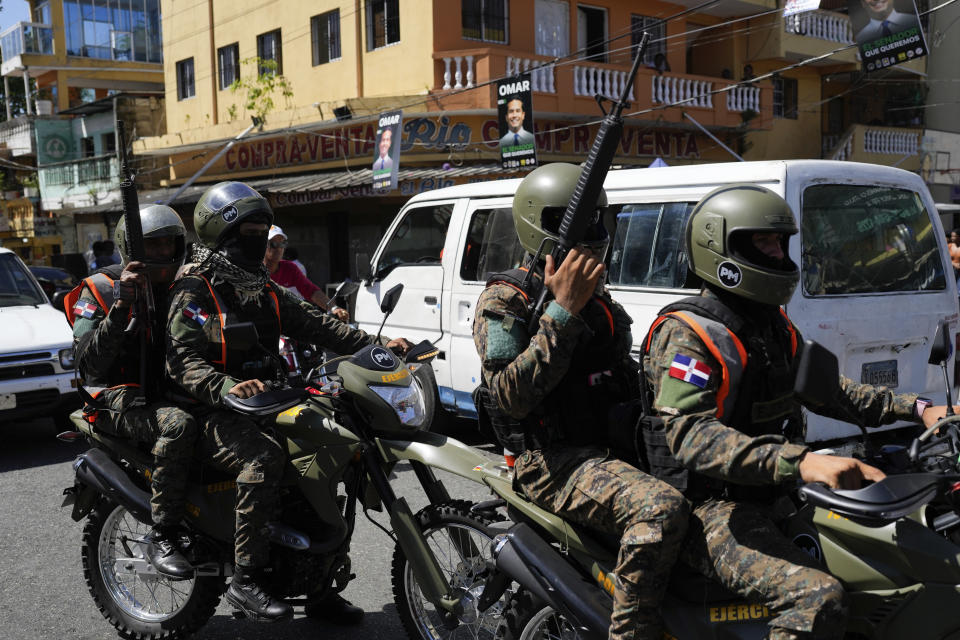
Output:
top-left (798, 473), bottom-right (942, 522)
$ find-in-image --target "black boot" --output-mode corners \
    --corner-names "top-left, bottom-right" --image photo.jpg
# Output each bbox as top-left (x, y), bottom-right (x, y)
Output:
top-left (305, 593), bottom-right (364, 625)
top-left (226, 567), bottom-right (293, 622)
top-left (145, 526), bottom-right (193, 580)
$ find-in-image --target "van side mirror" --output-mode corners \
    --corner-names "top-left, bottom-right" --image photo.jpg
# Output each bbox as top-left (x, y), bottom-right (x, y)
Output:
top-left (380, 283), bottom-right (404, 314)
top-left (222, 322), bottom-right (260, 352)
top-left (928, 319), bottom-right (952, 366)
top-left (356, 253), bottom-right (371, 283)
top-left (794, 340), bottom-right (840, 406)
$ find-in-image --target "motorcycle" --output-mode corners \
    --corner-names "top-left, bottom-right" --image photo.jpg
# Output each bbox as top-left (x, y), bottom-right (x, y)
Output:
top-left (60, 283), bottom-right (517, 640)
top-left (461, 320), bottom-right (960, 639)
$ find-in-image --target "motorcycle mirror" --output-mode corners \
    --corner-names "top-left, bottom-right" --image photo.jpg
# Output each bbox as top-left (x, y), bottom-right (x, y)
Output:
top-left (380, 283), bottom-right (404, 314)
top-left (928, 319), bottom-right (952, 366)
top-left (222, 322), bottom-right (260, 351)
top-left (333, 280), bottom-right (360, 304)
top-left (794, 339), bottom-right (841, 406)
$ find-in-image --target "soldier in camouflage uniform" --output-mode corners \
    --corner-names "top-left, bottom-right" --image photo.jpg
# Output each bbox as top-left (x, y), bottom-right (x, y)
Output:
top-left (642, 184), bottom-right (950, 639)
top-left (165, 181), bottom-right (412, 623)
top-left (473, 164), bottom-right (690, 640)
top-left (69, 204), bottom-right (196, 579)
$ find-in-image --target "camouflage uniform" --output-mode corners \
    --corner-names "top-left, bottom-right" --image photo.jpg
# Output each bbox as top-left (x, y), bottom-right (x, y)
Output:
top-left (474, 279), bottom-right (690, 640)
top-left (72, 267), bottom-right (197, 526)
top-left (643, 289), bottom-right (920, 639)
top-left (166, 262), bottom-right (381, 567)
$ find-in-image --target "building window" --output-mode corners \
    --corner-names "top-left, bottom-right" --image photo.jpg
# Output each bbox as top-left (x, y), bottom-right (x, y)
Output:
top-left (81, 137), bottom-right (95, 158)
top-left (462, 0), bottom-right (508, 43)
top-left (577, 5), bottom-right (607, 63)
top-left (101, 131), bottom-right (116, 154)
top-left (218, 42), bottom-right (239, 89)
top-left (631, 14), bottom-right (666, 65)
top-left (257, 29), bottom-right (282, 75)
top-left (311, 10), bottom-right (341, 66)
top-left (366, 0), bottom-right (400, 50)
top-left (773, 75), bottom-right (798, 119)
top-left (176, 57), bottom-right (195, 101)
top-left (63, 0), bottom-right (162, 63)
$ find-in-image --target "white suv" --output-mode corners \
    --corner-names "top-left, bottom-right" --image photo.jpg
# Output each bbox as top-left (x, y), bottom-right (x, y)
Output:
top-left (0, 247), bottom-right (78, 427)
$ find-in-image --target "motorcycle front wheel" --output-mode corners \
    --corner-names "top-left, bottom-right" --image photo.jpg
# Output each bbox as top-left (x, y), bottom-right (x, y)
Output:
top-left (392, 499), bottom-right (508, 640)
top-left (81, 499), bottom-right (224, 639)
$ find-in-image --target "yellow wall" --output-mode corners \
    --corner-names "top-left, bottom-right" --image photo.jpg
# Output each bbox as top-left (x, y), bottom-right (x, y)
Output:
top-left (161, 0), bottom-right (435, 140)
top-left (745, 66), bottom-right (823, 160)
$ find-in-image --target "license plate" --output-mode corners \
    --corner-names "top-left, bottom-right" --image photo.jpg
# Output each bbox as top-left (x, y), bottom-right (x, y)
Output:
top-left (0, 393), bottom-right (15, 410)
top-left (861, 360), bottom-right (898, 388)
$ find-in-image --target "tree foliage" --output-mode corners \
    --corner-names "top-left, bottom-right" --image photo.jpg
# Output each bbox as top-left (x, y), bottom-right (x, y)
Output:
top-left (229, 57), bottom-right (294, 126)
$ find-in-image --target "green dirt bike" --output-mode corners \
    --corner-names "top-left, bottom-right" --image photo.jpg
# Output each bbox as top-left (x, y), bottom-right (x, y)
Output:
top-left (460, 320), bottom-right (960, 639)
top-left (59, 283), bottom-right (519, 640)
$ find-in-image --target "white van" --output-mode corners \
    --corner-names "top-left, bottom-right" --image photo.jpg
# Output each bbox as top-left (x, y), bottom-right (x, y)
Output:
top-left (354, 160), bottom-right (959, 442)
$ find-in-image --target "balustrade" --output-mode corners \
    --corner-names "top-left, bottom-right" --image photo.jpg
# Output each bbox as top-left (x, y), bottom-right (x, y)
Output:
top-left (784, 10), bottom-right (853, 43)
top-left (651, 75), bottom-right (714, 108)
top-left (726, 84), bottom-right (761, 113)
top-left (863, 128), bottom-right (918, 155)
top-left (573, 65), bottom-right (634, 101)
top-left (441, 55), bottom-right (476, 90)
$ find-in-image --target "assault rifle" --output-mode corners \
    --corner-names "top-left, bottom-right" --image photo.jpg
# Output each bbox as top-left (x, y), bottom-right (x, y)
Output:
top-left (526, 32), bottom-right (650, 330)
top-left (116, 120), bottom-right (153, 405)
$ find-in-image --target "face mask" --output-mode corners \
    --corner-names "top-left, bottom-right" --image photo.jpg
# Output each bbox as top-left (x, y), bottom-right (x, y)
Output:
top-left (221, 231), bottom-right (268, 270)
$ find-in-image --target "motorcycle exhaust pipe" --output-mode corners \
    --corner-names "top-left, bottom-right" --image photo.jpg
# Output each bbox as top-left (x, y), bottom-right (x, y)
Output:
top-left (492, 523), bottom-right (610, 640)
top-left (73, 448), bottom-right (153, 524)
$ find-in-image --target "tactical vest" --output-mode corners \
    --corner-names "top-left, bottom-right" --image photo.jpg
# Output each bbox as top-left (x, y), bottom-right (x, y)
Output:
top-left (474, 267), bottom-right (638, 454)
top-left (642, 295), bottom-right (800, 498)
top-left (180, 271), bottom-right (283, 382)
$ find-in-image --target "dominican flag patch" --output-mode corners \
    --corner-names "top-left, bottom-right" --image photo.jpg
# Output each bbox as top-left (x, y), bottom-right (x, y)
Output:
top-left (183, 303), bottom-right (209, 326)
top-left (73, 301), bottom-right (98, 319)
top-left (668, 354), bottom-right (711, 388)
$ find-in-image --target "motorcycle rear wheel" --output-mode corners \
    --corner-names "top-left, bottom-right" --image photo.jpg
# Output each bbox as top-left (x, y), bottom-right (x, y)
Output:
top-left (81, 499), bottom-right (224, 639)
top-left (392, 499), bottom-right (508, 640)
top-left (499, 592), bottom-right (580, 640)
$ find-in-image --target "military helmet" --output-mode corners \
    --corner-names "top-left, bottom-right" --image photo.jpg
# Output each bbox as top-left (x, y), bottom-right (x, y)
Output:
top-left (114, 204), bottom-right (187, 283)
top-left (685, 184), bottom-right (799, 306)
top-left (193, 181), bottom-right (273, 249)
top-left (512, 163), bottom-right (609, 257)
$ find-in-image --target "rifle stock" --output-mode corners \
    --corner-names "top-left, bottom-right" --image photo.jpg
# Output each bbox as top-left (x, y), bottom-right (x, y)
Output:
top-left (527, 32), bottom-right (650, 329)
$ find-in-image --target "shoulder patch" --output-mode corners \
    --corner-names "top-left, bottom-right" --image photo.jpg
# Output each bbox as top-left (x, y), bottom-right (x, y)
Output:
top-left (485, 313), bottom-right (527, 361)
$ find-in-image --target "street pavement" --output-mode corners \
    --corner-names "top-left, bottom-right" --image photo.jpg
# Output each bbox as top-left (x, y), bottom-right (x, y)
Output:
top-left (0, 416), bottom-right (496, 640)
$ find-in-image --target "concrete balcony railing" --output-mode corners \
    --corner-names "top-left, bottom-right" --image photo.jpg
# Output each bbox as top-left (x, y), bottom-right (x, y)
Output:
top-left (784, 10), bottom-right (854, 44)
top-left (0, 21), bottom-right (53, 60)
top-left (824, 124), bottom-right (921, 169)
top-left (432, 49), bottom-right (772, 130)
top-left (0, 116), bottom-right (38, 157)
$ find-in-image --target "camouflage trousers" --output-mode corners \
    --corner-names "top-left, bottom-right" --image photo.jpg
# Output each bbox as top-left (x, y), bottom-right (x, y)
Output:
top-left (681, 499), bottom-right (847, 639)
top-left (515, 446), bottom-right (690, 640)
top-left (198, 410), bottom-right (286, 568)
top-left (98, 389), bottom-right (198, 526)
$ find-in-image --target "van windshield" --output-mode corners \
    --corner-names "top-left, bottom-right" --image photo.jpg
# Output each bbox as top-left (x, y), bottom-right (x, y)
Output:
top-left (800, 185), bottom-right (946, 296)
top-left (0, 253), bottom-right (48, 307)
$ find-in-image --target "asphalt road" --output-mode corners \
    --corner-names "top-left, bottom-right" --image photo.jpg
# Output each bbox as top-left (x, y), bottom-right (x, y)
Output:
top-left (0, 417), bottom-right (497, 640)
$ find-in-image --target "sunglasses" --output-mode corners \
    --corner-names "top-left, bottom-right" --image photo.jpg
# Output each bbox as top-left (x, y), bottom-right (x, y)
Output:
top-left (268, 240), bottom-right (288, 250)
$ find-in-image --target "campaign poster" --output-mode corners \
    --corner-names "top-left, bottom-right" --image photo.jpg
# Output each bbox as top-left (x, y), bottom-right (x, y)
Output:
top-left (497, 74), bottom-right (537, 170)
top-left (783, 0), bottom-right (821, 16)
top-left (849, 0), bottom-right (928, 72)
top-left (372, 110), bottom-right (402, 191)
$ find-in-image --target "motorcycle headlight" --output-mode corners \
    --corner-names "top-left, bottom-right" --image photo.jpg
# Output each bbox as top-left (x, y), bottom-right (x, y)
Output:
top-left (59, 348), bottom-right (75, 369)
top-left (369, 379), bottom-right (427, 427)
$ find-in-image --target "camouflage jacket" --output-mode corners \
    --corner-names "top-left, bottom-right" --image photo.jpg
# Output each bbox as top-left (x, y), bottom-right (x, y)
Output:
top-left (72, 265), bottom-right (168, 403)
top-left (474, 278), bottom-right (635, 428)
top-left (166, 263), bottom-right (379, 407)
top-left (643, 294), bottom-right (919, 486)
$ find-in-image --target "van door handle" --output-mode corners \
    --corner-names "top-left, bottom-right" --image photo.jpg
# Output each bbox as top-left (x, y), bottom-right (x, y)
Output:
top-left (425, 296), bottom-right (438, 306)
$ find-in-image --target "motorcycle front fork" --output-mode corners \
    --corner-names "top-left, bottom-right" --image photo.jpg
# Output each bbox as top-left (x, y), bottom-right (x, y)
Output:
top-left (360, 446), bottom-right (463, 617)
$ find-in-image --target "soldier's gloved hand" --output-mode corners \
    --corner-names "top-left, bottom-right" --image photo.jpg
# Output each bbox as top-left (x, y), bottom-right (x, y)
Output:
top-left (544, 248), bottom-right (605, 315)
top-left (228, 379), bottom-right (267, 399)
top-left (799, 451), bottom-right (885, 490)
top-left (114, 261), bottom-right (146, 308)
top-left (386, 337), bottom-right (414, 356)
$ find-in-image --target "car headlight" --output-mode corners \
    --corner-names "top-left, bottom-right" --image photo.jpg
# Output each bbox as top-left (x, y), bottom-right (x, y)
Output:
top-left (59, 348), bottom-right (75, 369)
top-left (369, 379), bottom-right (426, 427)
